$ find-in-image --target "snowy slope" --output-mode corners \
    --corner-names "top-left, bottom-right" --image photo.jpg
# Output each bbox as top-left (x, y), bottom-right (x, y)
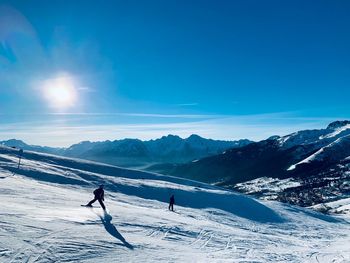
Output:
top-left (0, 146), bottom-right (350, 262)
top-left (312, 198), bottom-right (350, 215)
top-left (277, 121), bottom-right (350, 156)
top-left (288, 134), bottom-right (350, 171)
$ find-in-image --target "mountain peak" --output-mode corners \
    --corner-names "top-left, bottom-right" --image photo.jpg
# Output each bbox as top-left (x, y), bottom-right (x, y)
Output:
top-left (267, 135), bottom-right (281, 141)
top-left (187, 134), bottom-right (203, 140)
top-left (327, 120), bottom-right (350, 130)
top-left (0, 139), bottom-right (28, 148)
top-left (160, 134), bottom-right (182, 140)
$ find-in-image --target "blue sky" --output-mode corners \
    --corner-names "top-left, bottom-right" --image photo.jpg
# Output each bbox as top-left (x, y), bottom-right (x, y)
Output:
top-left (0, 0), bottom-right (349, 146)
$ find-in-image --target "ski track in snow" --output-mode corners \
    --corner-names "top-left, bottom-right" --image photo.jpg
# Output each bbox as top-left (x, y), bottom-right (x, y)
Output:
top-left (0, 147), bottom-right (350, 262)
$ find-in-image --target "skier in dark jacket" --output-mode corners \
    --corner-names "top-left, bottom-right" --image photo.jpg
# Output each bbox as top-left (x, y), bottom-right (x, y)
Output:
top-left (87, 185), bottom-right (106, 210)
top-left (168, 194), bottom-right (175, 211)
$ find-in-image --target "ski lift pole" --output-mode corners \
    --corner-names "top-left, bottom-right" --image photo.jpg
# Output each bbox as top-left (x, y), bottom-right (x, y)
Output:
top-left (17, 148), bottom-right (24, 169)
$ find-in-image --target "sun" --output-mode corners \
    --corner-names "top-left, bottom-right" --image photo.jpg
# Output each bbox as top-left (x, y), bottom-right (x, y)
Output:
top-left (43, 76), bottom-right (77, 109)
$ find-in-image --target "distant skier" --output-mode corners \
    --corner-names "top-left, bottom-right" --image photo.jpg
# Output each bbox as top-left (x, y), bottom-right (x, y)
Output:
top-left (168, 194), bottom-right (175, 211)
top-left (86, 185), bottom-right (106, 210)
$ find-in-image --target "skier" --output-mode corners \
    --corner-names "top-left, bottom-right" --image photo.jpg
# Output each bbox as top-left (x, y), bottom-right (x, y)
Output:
top-left (168, 194), bottom-right (175, 211)
top-left (86, 185), bottom-right (106, 210)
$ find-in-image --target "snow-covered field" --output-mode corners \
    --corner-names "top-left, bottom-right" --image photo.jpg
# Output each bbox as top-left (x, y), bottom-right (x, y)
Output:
top-left (0, 146), bottom-right (349, 262)
top-left (234, 177), bottom-right (302, 196)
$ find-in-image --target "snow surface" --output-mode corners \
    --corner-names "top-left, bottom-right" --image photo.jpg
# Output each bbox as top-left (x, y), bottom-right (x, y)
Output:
top-left (287, 134), bottom-right (350, 171)
top-left (319, 124), bottom-right (350, 140)
top-left (278, 123), bottom-right (350, 151)
top-left (1, 146), bottom-right (350, 262)
top-left (235, 177), bottom-right (301, 196)
top-left (312, 198), bottom-right (350, 216)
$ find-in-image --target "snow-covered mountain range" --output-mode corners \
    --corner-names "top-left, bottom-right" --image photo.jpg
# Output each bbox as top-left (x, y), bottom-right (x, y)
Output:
top-left (0, 145), bottom-right (349, 262)
top-left (160, 121), bottom-right (350, 211)
top-left (0, 135), bottom-right (251, 169)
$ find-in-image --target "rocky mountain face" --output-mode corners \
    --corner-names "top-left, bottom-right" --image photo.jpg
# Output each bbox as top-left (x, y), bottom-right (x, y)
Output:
top-left (1, 136), bottom-right (252, 169)
top-left (64, 135), bottom-right (252, 168)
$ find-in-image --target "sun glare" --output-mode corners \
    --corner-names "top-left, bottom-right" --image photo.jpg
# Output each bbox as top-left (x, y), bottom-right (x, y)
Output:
top-left (43, 76), bottom-right (77, 109)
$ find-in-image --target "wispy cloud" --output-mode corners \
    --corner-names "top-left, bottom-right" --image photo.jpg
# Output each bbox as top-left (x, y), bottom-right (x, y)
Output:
top-left (175, 103), bottom-right (199, 107)
top-left (0, 111), bottom-right (339, 147)
top-left (105, 112), bottom-right (211, 118)
top-left (77, 86), bottom-right (95, 92)
top-left (0, 112), bottom-right (219, 119)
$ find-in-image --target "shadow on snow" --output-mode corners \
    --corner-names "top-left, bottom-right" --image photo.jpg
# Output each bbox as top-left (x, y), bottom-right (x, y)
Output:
top-left (95, 210), bottom-right (134, 250)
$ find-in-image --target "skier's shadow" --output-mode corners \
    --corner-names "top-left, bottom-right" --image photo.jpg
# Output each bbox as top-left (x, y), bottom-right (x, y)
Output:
top-left (98, 212), bottom-right (134, 250)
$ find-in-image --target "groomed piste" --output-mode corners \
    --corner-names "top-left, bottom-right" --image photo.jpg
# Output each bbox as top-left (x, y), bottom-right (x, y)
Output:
top-left (0, 146), bottom-right (349, 262)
